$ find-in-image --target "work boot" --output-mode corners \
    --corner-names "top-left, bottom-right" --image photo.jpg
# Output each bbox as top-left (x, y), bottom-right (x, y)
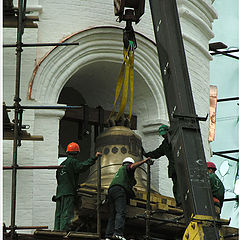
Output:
top-left (112, 234), bottom-right (126, 240)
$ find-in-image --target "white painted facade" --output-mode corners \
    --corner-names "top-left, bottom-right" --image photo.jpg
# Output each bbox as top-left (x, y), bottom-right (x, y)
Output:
top-left (3, 0), bottom-right (217, 231)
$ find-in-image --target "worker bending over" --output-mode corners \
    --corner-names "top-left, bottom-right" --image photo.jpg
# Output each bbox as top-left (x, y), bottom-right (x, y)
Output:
top-left (207, 161), bottom-right (225, 217)
top-left (142, 124), bottom-right (181, 207)
top-left (105, 156), bottom-right (151, 240)
top-left (54, 142), bottom-right (102, 231)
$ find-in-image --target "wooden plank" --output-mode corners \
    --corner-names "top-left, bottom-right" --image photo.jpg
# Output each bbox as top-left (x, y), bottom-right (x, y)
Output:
top-left (135, 190), bottom-right (176, 207)
top-left (34, 230), bottom-right (100, 239)
top-left (34, 230), bottom-right (67, 236)
top-left (67, 232), bottom-right (99, 238)
top-left (4, 16), bottom-right (39, 28)
top-left (79, 185), bottom-right (180, 215)
top-left (167, 207), bottom-right (184, 215)
top-left (157, 202), bottom-right (169, 211)
top-left (129, 199), bottom-right (158, 210)
top-left (4, 130), bottom-right (43, 141)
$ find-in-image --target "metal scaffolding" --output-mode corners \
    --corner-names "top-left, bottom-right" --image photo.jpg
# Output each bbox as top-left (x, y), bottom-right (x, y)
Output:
top-left (3, 0), bottom-right (104, 239)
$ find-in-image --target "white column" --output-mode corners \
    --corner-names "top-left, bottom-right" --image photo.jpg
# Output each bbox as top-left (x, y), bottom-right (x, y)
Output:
top-left (32, 107), bottom-right (65, 229)
top-left (177, 0), bottom-right (217, 161)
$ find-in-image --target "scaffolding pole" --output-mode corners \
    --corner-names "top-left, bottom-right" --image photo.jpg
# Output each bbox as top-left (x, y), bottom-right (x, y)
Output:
top-left (3, 42), bottom-right (80, 48)
top-left (5, 105), bottom-right (84, 109)
top-left (213, 149), bottom-right (239, 162)
top-left (145, 161), bottom-right (151, 240)
top-left (3, 166), bottom-right (61, 170)
top-left (217, 97), bottom-right (239, 102)
top-left (210, 49), bottom-right (239, 60)
top-left (10, 0), bottom-right (24, 239)
top-left (96, 107), bottom-right (104, 239)
top-left (97, 156), bottom-right (101, 239)
top-left (5, 226), bottom-right (48, 230)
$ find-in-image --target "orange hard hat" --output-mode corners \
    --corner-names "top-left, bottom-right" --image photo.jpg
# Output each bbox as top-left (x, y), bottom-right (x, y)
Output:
top-left (66, 142), bottom-right (80, 152)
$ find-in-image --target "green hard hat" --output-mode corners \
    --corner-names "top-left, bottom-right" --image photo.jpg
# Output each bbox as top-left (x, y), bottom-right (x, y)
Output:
top-left (158, 125), bottom-right (169, 136)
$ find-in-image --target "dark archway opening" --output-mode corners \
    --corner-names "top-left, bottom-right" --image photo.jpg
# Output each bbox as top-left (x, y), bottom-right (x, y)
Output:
top-left (58, 86), bottom-right (92, 184)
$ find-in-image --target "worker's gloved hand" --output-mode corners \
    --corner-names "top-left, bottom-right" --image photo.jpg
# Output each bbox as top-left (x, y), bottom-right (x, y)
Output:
top-left (95, 152), bottom-right (102, 158)
top-left (147, 159), bottom-right (154, 165)
top-left (144, 157), bottom-right (153, 165)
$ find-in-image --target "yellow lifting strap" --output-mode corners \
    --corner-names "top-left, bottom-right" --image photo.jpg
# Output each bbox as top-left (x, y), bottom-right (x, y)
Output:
top-left (109, 42), bottom-right (135, 121)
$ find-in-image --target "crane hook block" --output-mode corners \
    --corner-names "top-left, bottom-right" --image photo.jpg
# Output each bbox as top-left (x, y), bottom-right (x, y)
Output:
top-left (114, 0), bottom-right (145, 23)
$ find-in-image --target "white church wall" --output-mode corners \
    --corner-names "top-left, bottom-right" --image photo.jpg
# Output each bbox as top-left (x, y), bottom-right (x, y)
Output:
top-left (3, 26), bottom-right (39, 230)
top-left (3, 110), bottom-right (36, 229)
top-left (3, 28), bottom-right (38, 104)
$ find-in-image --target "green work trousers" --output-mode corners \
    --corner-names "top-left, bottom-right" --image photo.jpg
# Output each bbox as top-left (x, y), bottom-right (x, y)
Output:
top-left (54, 195), bottom-right (75, 231)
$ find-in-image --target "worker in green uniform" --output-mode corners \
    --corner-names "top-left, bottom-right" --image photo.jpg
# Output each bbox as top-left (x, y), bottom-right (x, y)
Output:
top-left (105, 156), bottom-right (151, 240)
top-left (142, 124), bottom-right (181, 207)
top-left (207, 161), bottom-right (225, 217)
top-left (54, 142), bottom-right (102, 231)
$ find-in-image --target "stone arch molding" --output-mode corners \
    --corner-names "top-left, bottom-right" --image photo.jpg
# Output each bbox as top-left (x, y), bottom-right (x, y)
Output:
top-left (31, 26), bottom-right (167, 121)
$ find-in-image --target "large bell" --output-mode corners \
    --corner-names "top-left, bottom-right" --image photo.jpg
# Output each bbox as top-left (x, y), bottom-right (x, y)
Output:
top-left (86, 126), bottom-right (148, 191)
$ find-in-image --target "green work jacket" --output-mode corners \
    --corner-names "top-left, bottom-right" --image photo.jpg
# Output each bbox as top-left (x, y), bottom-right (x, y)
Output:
top-left (110, 164), bottom-right (137, 198)
top-left (143, 138), bottom-right (175, 178)
top-left (56, 155), bottom-right (97, 199)
top-left (209, 172), bottom-right (225, 208)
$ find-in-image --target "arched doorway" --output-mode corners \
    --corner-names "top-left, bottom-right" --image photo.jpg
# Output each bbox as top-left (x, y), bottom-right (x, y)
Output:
top-left (30, 27), bottom-right (167, 118)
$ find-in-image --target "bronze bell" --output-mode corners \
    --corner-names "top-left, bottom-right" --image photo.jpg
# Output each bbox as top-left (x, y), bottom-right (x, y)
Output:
top-left (86, 126), bottom-right (148, 191)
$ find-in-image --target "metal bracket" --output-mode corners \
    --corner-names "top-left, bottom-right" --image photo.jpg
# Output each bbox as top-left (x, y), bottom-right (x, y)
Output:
top-left (173, 113), bottom-right (208, 122)
top-left (163, 62), bottom-right (169, 75)
top-left (189, 214), bottom-right (230, 226)
top-left (83, 105), bottom-right (89, 136)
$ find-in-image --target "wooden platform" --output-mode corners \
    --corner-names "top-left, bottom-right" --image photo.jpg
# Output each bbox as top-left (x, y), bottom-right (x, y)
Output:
top-left (79, 183), bottom-right (183, 215)
top-left (73, 184), bottom-right (237, 239)
top-left (3, 184), bottom-right (238, 240)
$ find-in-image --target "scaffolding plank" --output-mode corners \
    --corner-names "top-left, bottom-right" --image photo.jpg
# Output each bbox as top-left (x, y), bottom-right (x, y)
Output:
top-left (4, 16), bottom-right (39, 28)
top-left (3, 130), bottom-right (43, 141)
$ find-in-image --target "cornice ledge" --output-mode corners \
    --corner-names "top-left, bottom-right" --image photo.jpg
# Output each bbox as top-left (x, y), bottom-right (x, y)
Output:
top-left (34, 104), bottom-right (66, 118)
top-left (187, 0), bottom-right (218, 21)
top-left (178, 6), bottom-right (214, 40)
top-left (200, 0), bottom-right (218, 20)
top-left (182, 33), bottom-right (213, 60)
